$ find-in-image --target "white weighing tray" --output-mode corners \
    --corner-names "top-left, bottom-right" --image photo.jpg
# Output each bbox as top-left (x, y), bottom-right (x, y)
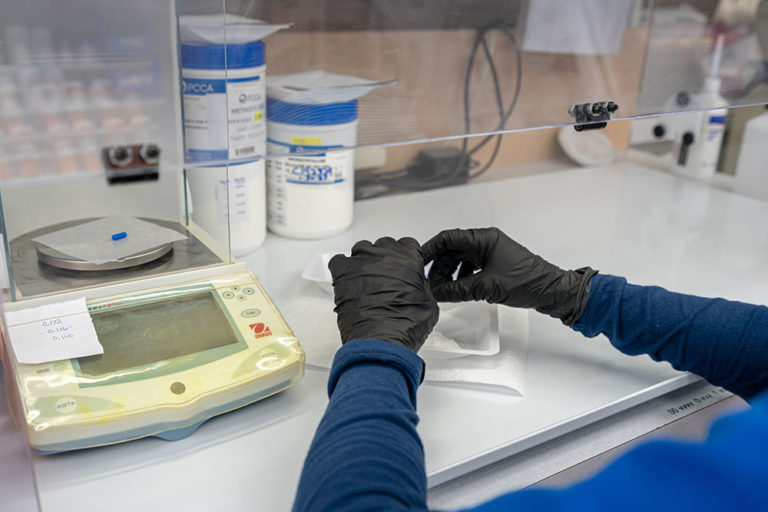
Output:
top-left (300, 252), bottom-right (338, 294)
top-left (422, 303), bottom-right (500, 360)
top-left (302, 252), bottom-right (500, 360)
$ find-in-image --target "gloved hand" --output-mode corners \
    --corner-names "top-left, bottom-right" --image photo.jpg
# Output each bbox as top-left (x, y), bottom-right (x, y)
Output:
top-left (329, 236), bottom-right (439, 353)
top-left (421, 228), bottom-right (597, 326)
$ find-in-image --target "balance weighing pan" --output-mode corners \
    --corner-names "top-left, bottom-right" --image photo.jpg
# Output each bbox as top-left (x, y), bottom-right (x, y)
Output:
top-left (9, 218), bottom-right (223, 298)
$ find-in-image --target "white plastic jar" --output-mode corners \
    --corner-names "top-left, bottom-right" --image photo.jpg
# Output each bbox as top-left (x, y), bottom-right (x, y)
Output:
top-left (266, 99), bottom-right (358, 239)
top-left (181, 41), bottom-right (267, 255)
top-left (185, 160), bottom-right (266, 256)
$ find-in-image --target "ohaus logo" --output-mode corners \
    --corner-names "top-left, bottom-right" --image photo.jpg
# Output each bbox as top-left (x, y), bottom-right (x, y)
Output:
top-left (249, 322), bottom-right (272, 338)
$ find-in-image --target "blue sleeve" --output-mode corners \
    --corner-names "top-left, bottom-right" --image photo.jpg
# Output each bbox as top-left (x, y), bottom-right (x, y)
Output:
top-left (573, 274), bottom-right (768, 400)
top-left (292, 338), bottom-right (428, 512)
top-left (462, 392), bottom-right (768, 512)
top-left (458, 275), bottom-right (768, 511)
top-left (293, 276), bottom-right (768, 512)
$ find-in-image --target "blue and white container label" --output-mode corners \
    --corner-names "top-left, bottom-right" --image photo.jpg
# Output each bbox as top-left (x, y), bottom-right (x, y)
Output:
top-left (216, 176), bottom-right (250, 225)
top-left (266, 140), bottom-right (353, 230)
top-left (182, 74), bottom-right (265, 163)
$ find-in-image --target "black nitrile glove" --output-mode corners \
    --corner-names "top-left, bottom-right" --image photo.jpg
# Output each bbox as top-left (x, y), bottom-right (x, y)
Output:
top-left (421, 228), bottom-right (597, 327)
top-left (329, 236), bottom-right (439, 353)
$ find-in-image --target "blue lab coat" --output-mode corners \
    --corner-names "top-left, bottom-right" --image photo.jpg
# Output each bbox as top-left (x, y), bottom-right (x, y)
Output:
top-left (292, 274), bottom-right (768, 511)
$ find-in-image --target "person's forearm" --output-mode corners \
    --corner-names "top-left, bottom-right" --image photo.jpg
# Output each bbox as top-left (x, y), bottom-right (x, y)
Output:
top-left (574, 274), bottom-right (768, 399)
top-left (292, 339), bottom-right (427, 512)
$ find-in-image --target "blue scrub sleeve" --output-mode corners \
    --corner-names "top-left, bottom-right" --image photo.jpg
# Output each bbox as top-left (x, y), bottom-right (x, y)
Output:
top-left (293, 274), bottom-right (768, 511)
top-left (292, 338), bottom-right (427, 512)
top-left (462, 392), bottom-right (768, 511)
top-left (574, 274), bottom-right (768, 399)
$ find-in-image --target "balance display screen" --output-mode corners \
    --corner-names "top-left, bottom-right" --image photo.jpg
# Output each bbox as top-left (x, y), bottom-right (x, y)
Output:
top-left (78, 292), bottom-right (239, 377)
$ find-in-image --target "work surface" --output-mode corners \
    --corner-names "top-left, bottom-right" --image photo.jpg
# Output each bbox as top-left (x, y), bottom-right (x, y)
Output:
top-left (8, 162), bottom-right (768, 511)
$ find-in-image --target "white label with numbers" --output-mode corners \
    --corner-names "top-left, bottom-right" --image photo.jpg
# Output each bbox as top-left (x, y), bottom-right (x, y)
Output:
top-left (5, 298), bottom-right (103, 364)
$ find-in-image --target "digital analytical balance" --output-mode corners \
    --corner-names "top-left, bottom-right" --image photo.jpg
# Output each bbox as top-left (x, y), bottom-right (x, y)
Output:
top-left (0, 0), bottom-right (311, 453)
top-left (0, 3), bottom-right (304, 454)
top-left (0, 15), bottom-right (304, 453)
top-left (3, 262), bottom-right (304, 454)
top-left (2, 216), bottom-right (305, 454)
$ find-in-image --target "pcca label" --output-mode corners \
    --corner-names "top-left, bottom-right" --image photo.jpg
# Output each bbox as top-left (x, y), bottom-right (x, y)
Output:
top-left (182, 72), bottom-right (265, 163)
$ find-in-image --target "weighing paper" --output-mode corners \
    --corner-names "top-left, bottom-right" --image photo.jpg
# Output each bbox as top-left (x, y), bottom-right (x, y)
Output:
top-left (281, 281), bottom-right (528, 395)
top-left (32, 217), bottom-right (187, 266)
top-left (5, 298), bottom-right (103, 364)
top-left (179, 14), bottom-right (289, 44)
top-left (267, 70), bottom-right (395, 105)
top-left (423, 307), bottom-right (528, 396)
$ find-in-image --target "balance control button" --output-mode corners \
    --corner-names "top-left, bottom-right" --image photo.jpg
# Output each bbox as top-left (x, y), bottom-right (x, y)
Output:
top-left (29, 378), bottom-right (51, 392)
top-left (237, 294), bottom-right (247, 302)
top-left (54, 397), bottom-right (78, 414)
top-left (222, 291), bottom-right (235, 299)
top-left (35, 366), bottom-right (54, 376)
top-left (258, 348), bottom-right (282, 369)
top-left (242, 287), bottom-right (255, 295)
top-left (232, 286), bottom-right (240, 291)
top-left (170, 382), bottom-right (186, 395)
top-left (260, 359), bottom-right (282, 369)
top-left (241, 308), bottom-right (261, 318)
top-left (258, 348), bottom-right (279, 359)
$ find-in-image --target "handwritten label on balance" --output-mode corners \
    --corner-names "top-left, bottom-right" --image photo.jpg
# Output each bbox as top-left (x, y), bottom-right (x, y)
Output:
top-left (5, 298), bottom-right (103, 364)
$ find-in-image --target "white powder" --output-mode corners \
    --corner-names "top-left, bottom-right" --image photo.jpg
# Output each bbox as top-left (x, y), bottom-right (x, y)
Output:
top-left (424, 331), bottom-right (462, 350)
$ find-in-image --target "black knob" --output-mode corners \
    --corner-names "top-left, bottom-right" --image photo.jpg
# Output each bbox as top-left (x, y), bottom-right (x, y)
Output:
top-left (676, 92), bottom-right (691, 108)
top-left (653, 125), bottom-right (666, 138)
top-left (139, 143), bottom-right (161, 164)
top-left (678, 131), bottom-right (695, 166)
top-left (108, 146), bottom-right (132, 168)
